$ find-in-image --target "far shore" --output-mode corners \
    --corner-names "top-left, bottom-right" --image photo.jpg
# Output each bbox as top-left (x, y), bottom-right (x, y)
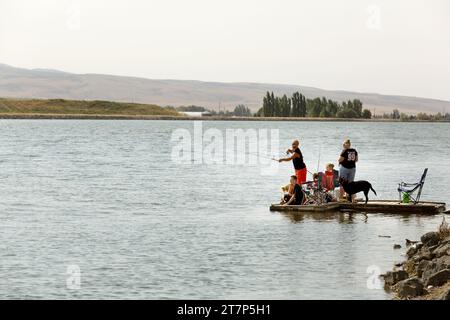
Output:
top-left (1, 113), bottom-right (450, 122)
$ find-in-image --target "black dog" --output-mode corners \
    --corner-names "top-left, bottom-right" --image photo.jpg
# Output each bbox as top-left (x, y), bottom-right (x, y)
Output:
top-left (339, 178), bottom-right (377, 204)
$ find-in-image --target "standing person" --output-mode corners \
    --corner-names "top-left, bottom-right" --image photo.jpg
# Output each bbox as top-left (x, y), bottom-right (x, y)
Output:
top-left (338, 139), bottom-right (358, 200)
top-left (278, 139), bottom-right (307, 185)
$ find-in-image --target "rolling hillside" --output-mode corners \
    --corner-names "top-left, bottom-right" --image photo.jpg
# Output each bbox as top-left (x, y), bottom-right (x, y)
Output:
top-left (1, 63), bottom-right (449, 114)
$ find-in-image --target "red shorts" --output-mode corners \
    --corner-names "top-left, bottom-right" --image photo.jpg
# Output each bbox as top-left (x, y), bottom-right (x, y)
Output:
top-left (295, 168), bottom-right (307, 184)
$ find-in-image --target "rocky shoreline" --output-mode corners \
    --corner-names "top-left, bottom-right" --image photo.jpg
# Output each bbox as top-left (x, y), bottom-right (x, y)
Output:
top-left (382, 218), bottom-right (450, 300)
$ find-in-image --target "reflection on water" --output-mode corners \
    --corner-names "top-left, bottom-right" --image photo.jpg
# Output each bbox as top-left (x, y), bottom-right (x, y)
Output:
top-left (281, 211), bottom-right (447, 225)
top-left (280, 211), bottom-right (361, 224)
top-left (0, 120), bottom-right (448, 299)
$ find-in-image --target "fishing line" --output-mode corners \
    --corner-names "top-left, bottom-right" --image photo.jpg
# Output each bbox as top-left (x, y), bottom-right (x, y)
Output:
top-left (316, 146), bottom-right (321, 173)
top-left (245, 151), bottom-right (281, 161)
top-left (252, 151), bottom-right (315, 177)
top-left (251, 150), bottom-right (317, 175)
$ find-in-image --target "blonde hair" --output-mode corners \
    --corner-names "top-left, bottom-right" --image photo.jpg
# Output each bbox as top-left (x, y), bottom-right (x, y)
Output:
top-left (342, 139), bottom-right (352, 147)
top-left (326, 163), bottom-right (334, 169)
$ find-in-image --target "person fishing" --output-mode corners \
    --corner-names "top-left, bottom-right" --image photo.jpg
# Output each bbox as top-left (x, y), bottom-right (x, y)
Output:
top-left (278, 139), bottom-right (307, 185)
top-left (338, 138), bottom-right (358, 200)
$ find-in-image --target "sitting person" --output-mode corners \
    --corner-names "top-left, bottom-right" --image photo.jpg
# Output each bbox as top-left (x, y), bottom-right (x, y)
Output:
top-left (305, 173), bottom-right (319, 191)
top-left (324, 163), bottom-right (339, 191)
top-left (280, 180), bottom-right (295, 204)
top-left (308, 165), bottom-right (339, 203)
top-left (283, 175), bottom-right (305, 206)
top-left (318, 163), bottom-right (339, 202)
top-left (312, 173), bottom-right (319, 188)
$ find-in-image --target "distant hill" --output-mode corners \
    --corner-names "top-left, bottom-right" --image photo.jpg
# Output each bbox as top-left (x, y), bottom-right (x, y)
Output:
top-left (1, 63), bottom-right (449, 114)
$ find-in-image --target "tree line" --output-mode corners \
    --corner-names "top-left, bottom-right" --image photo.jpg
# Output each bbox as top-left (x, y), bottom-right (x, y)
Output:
top-left (255, 91), bottom-right (372, 119)
top-left (174, 104), bottom-right (252, 117)
top-left (172, 97), bottom-right (449, 121)
top-left (375, 109), bottom-right (450, 121)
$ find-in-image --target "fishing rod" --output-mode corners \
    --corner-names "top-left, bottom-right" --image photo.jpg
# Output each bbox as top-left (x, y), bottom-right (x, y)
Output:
top-left (246, 151), bottom-right (281, 162)
top-left (316, 146), bottom-right (321, 173)
top-left (251, 150), bottom-right (317, 176)
top-left (254, 151), bottom-right (315, 178)
top-left (246, 150), bottom-right (319, 179)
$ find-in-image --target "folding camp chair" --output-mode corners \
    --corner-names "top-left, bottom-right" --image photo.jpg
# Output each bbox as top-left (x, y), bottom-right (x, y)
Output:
top-left (397, 168), bottom-right (428, 204)
top-left (304, 177), bottom-right (329, 205)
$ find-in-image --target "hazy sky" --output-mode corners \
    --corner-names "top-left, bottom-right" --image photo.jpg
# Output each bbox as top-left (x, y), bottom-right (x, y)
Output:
top-left (1, 0), bottom-right (449, 100)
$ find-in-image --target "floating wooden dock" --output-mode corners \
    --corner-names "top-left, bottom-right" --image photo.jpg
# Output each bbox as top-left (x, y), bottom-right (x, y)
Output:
top-left (270, 200), bottom-right (447, 215)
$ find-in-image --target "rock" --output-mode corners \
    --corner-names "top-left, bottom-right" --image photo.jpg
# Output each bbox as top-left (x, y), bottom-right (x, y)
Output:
top-left (407, 246), bottom-right (419, 258)
top-left (383, 270), bottom-right (409, 286)
top-left (424, 269), bottom-right (450, 287)
top-left (428, 244), bottom-right (440, 252)
top-left (440, 288), bottom-right (450, 300)
top-left (421, 232), bottom-right (440, 247)
top-left (433, 243), bottom-right (450, 258)
top-left (435, 255), bottom-right (450, 272)
top-left (421, 255), bottom-right (450, 279)
top-left (417, 248), bottom-right (434, 261)
top-left (417, 260), bottom-right (431, 278)
top-left (394, 277), bottom-right (424, 298)
top-left (384, 229), bottom-right (450, 299)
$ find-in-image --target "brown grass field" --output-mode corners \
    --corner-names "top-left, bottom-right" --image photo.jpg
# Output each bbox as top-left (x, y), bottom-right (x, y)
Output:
top-left (0, 97), bottom-right (180, 116)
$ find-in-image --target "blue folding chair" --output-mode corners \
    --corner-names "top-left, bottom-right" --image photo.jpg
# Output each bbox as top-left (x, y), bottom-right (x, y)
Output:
top-left (397, 168), bottom-right (428, 204)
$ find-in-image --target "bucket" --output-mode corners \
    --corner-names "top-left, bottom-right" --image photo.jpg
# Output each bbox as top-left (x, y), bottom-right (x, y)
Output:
top-left (402, 192), bottom-right (411, 204)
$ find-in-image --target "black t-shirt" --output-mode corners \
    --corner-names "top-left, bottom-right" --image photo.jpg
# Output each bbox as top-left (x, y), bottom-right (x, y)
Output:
top-left (293, 148), bottom-right (306, 170)
top-left (340, 148), bottom-right (358, 169)
top-left (293, 184), bottom-right (304, 205)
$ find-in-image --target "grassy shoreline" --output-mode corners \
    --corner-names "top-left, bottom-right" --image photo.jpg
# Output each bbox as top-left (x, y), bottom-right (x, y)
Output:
top-left (0, 113), bottom-right (449, 122)
top-left (0, 97), bottom-right (180, 117)
top-left (0, 98), bottom-right (449, 122)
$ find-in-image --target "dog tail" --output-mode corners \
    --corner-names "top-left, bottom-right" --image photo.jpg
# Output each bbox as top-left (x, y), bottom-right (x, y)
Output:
top-left (370, 186), bottom-right (377, 196)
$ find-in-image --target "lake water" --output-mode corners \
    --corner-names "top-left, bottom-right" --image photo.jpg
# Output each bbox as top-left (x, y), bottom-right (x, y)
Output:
top-left (0, 120), bottom-right (449, 299)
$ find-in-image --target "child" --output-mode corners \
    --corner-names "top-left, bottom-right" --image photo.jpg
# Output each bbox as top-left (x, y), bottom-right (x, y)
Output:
top-left (305, 173), bottom-right (319, 191)
top-left (283, 175), bottom-right (305, 206)
top-left (323, 163), bottom-right (340, 201)
top-left (280, 179), bottom-right (295, 204)
top-left (313, 173), bottom-right (319, 186)
top-left (324, 163), bottom-right (339, 191)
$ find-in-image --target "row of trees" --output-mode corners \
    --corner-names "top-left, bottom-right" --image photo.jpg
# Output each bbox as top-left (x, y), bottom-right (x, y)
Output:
top-left (175, 105), bottom-right (206, 112)
top-left (256, 91), bottom-right (372, 119)
top-left (206, 105), bottom-right (252, 117)
top-left (261, 92), bottom-right (308, 117)
top-left (174, 104), bottom-right (252, 117)
top-left (375, 109), bottom-right (450, 121)
top-left (173, 100), bottom-right (449, 121)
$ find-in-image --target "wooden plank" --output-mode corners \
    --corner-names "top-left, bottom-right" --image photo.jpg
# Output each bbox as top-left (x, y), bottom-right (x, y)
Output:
top-left (270, 202), bottom-right (339, 213)
top-left (339, 201), bottom-right (445, 215)
top-left (269, 200), bottom-right (446, 215)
